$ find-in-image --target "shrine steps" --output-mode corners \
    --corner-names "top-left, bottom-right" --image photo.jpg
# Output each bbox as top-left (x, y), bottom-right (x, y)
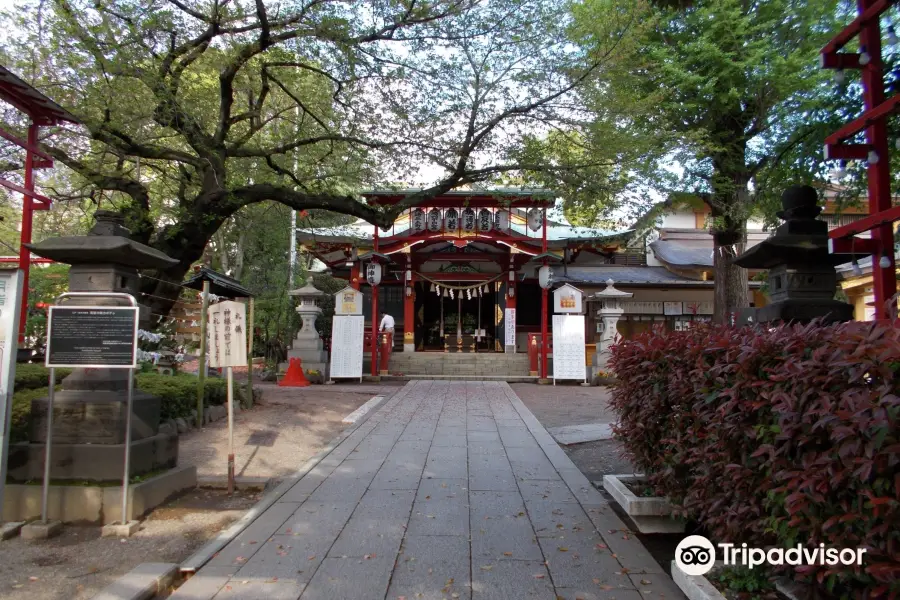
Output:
top-left (384, 352), bottom-right (532, 380)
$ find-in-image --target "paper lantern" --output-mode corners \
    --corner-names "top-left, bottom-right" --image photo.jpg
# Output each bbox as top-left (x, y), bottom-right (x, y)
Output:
top-left (462, 208), bottom-right (476, 232)
top-left (427, 208), bottom-right (442, 232)
top-left (494, 210), bottom-right (509, 231)
top-left (527, 208), bottom-right (543, 232)
top-left (366, 262), bottom-right (383, 286)
top-left (538, 265), bottom-right (553, 289)
top-left (411, 208), bottom-right (426, 233)
top-left (478, 209), bottom-right (492, 232)
top-left (445, 208), bottom-right (459, 231)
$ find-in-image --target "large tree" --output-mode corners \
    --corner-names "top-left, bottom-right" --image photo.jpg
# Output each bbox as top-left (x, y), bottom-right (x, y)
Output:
top-left (0, 0), bottom-right (628, 315)
top-left (570, 0), bottom-right (843, 323)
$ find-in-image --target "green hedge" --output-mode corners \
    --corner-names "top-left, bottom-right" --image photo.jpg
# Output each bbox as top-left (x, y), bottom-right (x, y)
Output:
top-left (610, 321), bottom-right (900, 596)
top-left (9, 368), bottom-right (247, 440)
top-left (14, 364), bottom-right (72, 391)
top-left (135, 372), bottom-right (228, 421)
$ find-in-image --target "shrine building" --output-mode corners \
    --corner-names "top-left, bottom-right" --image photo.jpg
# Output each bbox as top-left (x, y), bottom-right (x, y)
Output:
top-left (299, 189), bottom-right (771, 376)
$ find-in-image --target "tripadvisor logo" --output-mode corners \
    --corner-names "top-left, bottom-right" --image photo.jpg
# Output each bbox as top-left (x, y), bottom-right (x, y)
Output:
top-left (674, 535), bottom-right (867, 576)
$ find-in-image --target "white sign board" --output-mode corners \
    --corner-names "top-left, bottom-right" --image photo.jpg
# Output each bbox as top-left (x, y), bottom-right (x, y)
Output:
top-left (330, 315), bottom-right (364, 378)
top-left (552, 314), bottom-right (586, 382)
top-left (553, 284), bottom-right (584, 314)
top-left (0, 270), bottom-right (21, 399)
top-left (0, 269), bottom-right (23, 509)
top-left (683, 301), bottom-right (714, 315)
top-left (504, 308), bottom-right (516, 348)
top-left (663, 302), bottom-right (683, 316)
top-left (335, 287), bottom-right (363, 315)
top-left (207, 301), bottom-right (248, 368)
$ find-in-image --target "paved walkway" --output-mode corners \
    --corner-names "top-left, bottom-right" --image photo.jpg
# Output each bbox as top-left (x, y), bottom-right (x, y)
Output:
top-left (173, 381), bottom-right (682, 600)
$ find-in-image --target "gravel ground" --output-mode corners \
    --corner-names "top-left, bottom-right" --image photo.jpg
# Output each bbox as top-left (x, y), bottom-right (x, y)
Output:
top-left (179, 382), bottom-right (401, 479)
top-left (0, 381), bottom-right (402, 599)
top-left (509, 382), bottom-right (619, 428)
top-left (0, 488), bottom-right (259, 600)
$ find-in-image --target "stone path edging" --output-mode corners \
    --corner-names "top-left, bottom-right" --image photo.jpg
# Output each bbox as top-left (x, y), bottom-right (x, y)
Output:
top-left (179, 387), bottom-right (402, 575)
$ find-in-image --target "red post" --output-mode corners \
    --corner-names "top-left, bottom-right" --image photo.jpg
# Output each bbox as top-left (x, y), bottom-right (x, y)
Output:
top-left (17, 123), bottom-right (38, 344)
top-left (370, 283), bottom-right (378, 376)
top-left (541, 283), bottom-right (548, 379)
top-left (540, 208), bottom-right (549, 379)
top-left (379, 332), bottom-right (392, 374)
top-left (350, 262), bottom-right (360, 290)
top-left (527, 333), bottom-right (539, 376)
top-left (403, 275), bottom-right (414, 351)
top-left (859, 0), bottom-right (897, 318)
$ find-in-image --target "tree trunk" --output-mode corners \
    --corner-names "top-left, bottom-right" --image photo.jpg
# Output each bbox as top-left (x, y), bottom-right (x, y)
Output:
top-left (712, 234), bottom-right (749, 325)
top-left (710, 207), bottom-right (749, 325)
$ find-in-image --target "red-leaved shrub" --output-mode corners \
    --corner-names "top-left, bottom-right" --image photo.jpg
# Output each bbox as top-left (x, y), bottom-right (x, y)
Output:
top-left (609, 320), bottom-right (900, 597)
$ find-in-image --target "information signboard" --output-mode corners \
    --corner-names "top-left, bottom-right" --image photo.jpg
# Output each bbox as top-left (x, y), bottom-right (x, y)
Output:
top-left (46, 306), bottom-right (138, 368)
top-left (0, 270), bottom-right (22, 399)
top-left (207, 301), bottom-right (248, 369)
top-left (504, 308), bottom-right (516, 349)
top-left (330, 315), bottom-right (364, 379)
top-left (552, 314), bottom-right (586, 382)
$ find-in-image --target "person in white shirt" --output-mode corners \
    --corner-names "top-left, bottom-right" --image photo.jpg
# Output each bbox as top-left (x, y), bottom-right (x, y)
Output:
top-left (379, 313), bottom-right (395, 333)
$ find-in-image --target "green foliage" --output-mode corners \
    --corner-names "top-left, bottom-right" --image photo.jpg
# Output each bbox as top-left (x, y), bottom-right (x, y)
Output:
top-left (10, 385), bottom-right (61, 443)
top-left (23, 264), bottom-right (70, 351)
top-left (708, 566), bottom-right (776, 597)
top-left (134, 372), bottom-right (228, 421)
top-left (610, 321), bottom-right (900, 596)
top-left (13, 364), bottom-right (72, 391)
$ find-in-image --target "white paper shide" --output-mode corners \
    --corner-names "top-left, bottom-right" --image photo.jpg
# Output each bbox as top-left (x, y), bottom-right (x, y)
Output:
top-left (207, 300), bottom-right (247, 368)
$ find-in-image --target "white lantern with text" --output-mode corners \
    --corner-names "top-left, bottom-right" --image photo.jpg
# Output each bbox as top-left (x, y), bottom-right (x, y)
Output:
top-left (366, 262), bottom-right (382, 286)
top-left (538, 265), bottom-right (553, 289)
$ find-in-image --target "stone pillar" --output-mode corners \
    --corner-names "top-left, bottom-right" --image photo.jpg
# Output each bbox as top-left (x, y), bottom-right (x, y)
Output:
top-left (591, 279), bottom-right (632, 378)
top-left (284, 283), bottom-right (328, 376)
top-left (12, 210), bottom-right (181, 481)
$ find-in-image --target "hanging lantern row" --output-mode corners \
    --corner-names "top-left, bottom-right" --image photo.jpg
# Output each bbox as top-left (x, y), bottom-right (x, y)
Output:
top-left (410, 207), bottom-right (544, 234)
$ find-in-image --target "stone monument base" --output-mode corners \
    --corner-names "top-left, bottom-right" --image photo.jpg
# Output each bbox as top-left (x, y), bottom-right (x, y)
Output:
top-left (746, 299), bottom-right (854, 325)
top-left (8, 432), bottom-right (178, 482)
top-left (3, 465), bottom-right (196, 524)
top-left (30, 390), bottom-right (162, 444)
top-left (279, 347), bottom-right (328, 377)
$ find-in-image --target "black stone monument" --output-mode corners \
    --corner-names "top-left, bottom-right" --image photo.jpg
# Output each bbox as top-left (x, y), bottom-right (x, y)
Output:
top-left (9, 211), bottom-right (181, 481)
top-left (733, 185), bottom-right (853, 325)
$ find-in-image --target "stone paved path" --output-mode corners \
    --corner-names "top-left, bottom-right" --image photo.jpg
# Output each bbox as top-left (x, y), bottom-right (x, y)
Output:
top-left (173, 381), bottom-right (682, 600)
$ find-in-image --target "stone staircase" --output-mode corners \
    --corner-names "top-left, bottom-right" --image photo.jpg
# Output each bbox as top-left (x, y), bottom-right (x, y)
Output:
top-left (384, 352), bottom-right (534, 381)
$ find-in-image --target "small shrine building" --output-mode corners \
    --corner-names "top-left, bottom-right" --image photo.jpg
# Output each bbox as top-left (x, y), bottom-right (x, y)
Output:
top-left (299, 189), bottom-right (736, 360)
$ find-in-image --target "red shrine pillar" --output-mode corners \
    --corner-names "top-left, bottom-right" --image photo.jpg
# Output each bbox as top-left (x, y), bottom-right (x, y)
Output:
top-left (403, 269), bottom-right (415, 352)
top-left (540, 207), bottom-right (549, 381)
top-left (370, 283), bottom-right (378, 376)
top-left (370, 228), bottom-right (380, 376)
top-left (350, 262), bottom-right (360, 290)
top-left (17, 123), bottom-right (39, 344)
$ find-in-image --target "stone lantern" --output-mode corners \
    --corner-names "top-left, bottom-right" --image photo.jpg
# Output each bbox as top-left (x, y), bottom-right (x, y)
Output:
top-left (12, 210), bottom-right (181, 481)
top-left (591, 279), bottom-right (632, 377)
top-left (284, 282), bottom-right (328, 376)
top-left (733, 185), bottom-right (853, 324)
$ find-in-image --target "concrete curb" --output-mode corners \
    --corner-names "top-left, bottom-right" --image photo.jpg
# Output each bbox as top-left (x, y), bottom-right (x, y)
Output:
top-left (91, 562), bottom-right (179, 600)
top-left (178, 385), bottom-right (400, 575)
top-left (671, 560), bottom-right (726, 600)
top-left (341, 394), bottom-right (384, 424)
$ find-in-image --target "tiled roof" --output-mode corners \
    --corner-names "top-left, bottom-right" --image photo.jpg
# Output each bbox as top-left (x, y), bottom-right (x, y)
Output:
top-left (183, 266), bottom-right (252, 298)
top-left (649, 240), bottom-right (713, 267)
top-left (557, 266), bottom-right (712, 287)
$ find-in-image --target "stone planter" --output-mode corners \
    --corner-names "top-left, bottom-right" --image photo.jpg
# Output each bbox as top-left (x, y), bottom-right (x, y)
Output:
top-left (602, 474), bottom-right (685, 533)
top-left (671, 561), bottom-right (726, 600)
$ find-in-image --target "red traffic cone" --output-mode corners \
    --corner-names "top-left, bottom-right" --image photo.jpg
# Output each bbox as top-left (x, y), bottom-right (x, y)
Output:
top-left (279, 357), bottom-right (310, 387)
